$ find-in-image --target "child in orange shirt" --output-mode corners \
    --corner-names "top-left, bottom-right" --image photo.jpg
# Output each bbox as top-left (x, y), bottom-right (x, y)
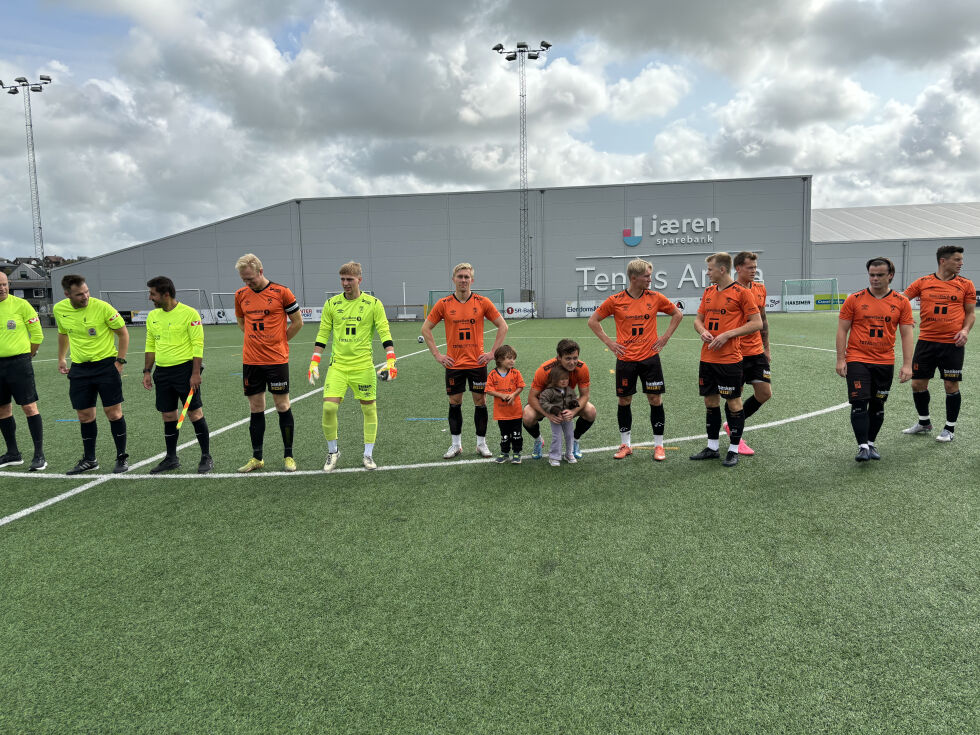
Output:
top-left (484, 345), bottom-right (525, 464)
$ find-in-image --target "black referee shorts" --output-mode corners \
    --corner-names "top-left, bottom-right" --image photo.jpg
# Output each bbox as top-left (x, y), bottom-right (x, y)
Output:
top-left (68, 357), bottom-right (124, 410)
top-left (0, 354), bottom-right (38, 406)
top-left (155, 362), bottom-right (204, 413)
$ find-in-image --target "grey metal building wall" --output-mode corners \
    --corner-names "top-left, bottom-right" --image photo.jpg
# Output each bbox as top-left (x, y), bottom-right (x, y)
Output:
top-left (50, 175), bottom-right (813, 317)
top-left (812, 237), bottom-right (980, 295)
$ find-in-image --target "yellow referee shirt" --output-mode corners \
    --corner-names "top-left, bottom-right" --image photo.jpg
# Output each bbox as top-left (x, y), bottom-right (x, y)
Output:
top-left (145, 302), bottom-right (204, 367)
top-left (53, 297), bottom-right (124, 363)
top-left (0, 295), bottom-right (43, 357)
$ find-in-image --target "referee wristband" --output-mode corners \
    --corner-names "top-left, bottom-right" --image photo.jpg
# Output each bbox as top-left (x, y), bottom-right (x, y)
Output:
top-left (143, 368), bottom-right (152, 374)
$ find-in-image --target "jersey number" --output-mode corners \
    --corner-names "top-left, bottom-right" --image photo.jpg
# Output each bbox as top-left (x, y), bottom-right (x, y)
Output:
top-left (459, 329), bottom-right (472, 341)
top-left (708, 320), bottom-right (720, 331)
top-left (251, 322), bottom-right (265, 331)
top-left (933, 305), bottom-right (948, 314)
top-left (631, 326), bottom-right (644, 337)
top-left (869, 328), bottom-right (884, 338)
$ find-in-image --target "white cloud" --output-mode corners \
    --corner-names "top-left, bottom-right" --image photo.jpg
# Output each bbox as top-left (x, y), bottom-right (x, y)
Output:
top-left (608, 64), bottom-right (690, 121)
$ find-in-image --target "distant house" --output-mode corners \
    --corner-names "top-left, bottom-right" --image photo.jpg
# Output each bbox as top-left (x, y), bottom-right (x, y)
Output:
top-left (2, 258), bottom-right (53, 316)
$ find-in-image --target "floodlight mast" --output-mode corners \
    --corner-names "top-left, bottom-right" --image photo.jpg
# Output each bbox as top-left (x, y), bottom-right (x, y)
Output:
top-left (492, 41), bottom-right (551, 305)
top-left (1, 75), bottom-right (53, 262)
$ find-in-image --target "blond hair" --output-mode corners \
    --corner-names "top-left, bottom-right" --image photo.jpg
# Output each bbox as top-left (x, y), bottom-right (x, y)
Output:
top-left (705, 252), bottom-right (732, 273)
top-left (626, 259), bottom-right (653, 278)
top-left (235, 253), bottom-right (263, 273)
top-left (339, 261), bottom-right (362, 277)
top-left (453, 263), bottom-right (474, 277)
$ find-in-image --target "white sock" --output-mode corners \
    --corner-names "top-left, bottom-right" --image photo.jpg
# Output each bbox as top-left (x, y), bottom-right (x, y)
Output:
top-left (654, 435), bottom-right (664, 447)
top-left (859, 443), bottom-right (869, 449)
top-left (476, 436), bottom-right (488, 448)
top-left (364, 443), bottom-right (374, 457)
top-left (451, 434), bottom-right (462, 448)
top-left (327, 439), bottom-right (338, 453)
top-left (708, 438), bottom-right (719, 451)
top-left (620, 430), bottom-right (631, 445)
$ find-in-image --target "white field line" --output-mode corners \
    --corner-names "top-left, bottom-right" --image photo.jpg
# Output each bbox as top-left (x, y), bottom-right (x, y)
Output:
top-left (0, 323), bottom-right (517, 526)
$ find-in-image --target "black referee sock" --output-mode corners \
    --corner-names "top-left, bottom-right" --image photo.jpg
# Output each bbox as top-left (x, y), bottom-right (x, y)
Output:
top-left (109, 417), bottom-right (128, 457)
top-left (163, 420), bottom-right (179, 457)
top-left (448, 404), bottom-right (463, 435)
top-left (0, 415), bottom-right (17, 454)
top-left (912, 390), bottom-right (931, 424)
top-left (278, 408), bottom-right (294, 457)
top-left (650, 404), bottom-right (665, 435)
top-left (945, 391), bottom-right (961, 430)
top-left (706, 406), bottom-right (722, 440)
top-left (743, 395), bottom-right (762, 420)
top-left (573, 416), bottom-right (593, 439)
top-left (850, 401), bottom-right (870, 445)
top-left (192, 417), bottom-right (210, 455)
top-left (474, 405), bottom-right (488, 438)
top-left (617, 405), bottom-right (633, 433)
top-left (249, 411), bottom-right (265, 460)
top-left (80, 420), bottom-right (98, 461)
top-left (27, 414), bottom-right (43, 456)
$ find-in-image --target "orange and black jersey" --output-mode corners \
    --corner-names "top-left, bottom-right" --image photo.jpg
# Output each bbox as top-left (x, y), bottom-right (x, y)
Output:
top-left (531, 359), bottom-right (590, 393)
top-left (840, 289), bottom-right (914, 365)
top-left (593, 289), bottom-right (679, 362)
top-left (905, 274), bottom-right (976, 343)
top-left (426, 293), bottom-right (502, 370)
top-left (698, 282), bottom-right (760, 364)
top-left (738, 281), bottom-right (767, 356)
top-left (235, 281), bottom-right (299, 365)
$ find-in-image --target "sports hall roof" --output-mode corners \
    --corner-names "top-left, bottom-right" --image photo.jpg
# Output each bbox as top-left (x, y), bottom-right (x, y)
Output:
top-left (811, 202), bottom-right (980, 242)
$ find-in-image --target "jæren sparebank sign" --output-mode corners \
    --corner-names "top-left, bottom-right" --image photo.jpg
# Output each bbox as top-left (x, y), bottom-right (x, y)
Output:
top-left (622, 215), bottom-right (721, 247)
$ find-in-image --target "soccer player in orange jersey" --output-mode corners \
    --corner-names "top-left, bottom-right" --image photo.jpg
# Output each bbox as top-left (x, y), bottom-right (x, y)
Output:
top-left (836, 257), bottom-right (914, 462)
top-left (484, 345), bottom-right (525, 463)
top-left (588, 258), bottom-right (683, 461)
top-left (421, 263), bottom-right (508, 459)
top-left (728, 251), bottom-right (772, 456)
top-left (234, 254), bottom-right (304, 472)
top-left (523, 339), bottom-right (598, 460)
top-left (902, 245), bottom-right (975, 442)
top-left (690, 252), bottom-right (763, 467)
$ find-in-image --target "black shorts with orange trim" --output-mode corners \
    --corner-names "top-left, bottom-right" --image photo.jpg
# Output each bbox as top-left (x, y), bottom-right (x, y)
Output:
top-left (911, 340), bottom-right (964, 382)
top-left (741, 352), bottom-right (771, 384)
top-left (243, 363), bottom-right (290, 396)
top-left (615, 354), bottom-right (665, 396)
top-left (698, 361), bottom-right (743, 399)
top-left (846, 362), bottom-right (893, 403)
top-left (445, 367), bottom-right (487, 395)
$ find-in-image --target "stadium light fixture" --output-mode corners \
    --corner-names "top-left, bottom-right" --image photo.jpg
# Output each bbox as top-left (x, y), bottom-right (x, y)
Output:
top-left (1, 74), bottom-right (53, 263)
top-left (491, 40), bottom-right (552, 304)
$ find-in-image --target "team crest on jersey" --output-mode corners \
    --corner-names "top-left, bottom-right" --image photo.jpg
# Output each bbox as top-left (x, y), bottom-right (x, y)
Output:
top-left (6, 320), bottom-right (15, 330)
top-left (88, 327), bottom-right (97, 336)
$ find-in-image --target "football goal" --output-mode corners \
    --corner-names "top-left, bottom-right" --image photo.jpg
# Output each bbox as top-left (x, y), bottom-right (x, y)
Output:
top-left (780, 278), bottom-right (841, 312)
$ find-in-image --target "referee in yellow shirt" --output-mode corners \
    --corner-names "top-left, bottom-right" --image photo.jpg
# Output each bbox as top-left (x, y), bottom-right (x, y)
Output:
top-left (141, 276), bottom-right (212, 473)
top-left (0, 271), bottom-right (46, 470)
top-left (54, 274), bottom-right (130, 475)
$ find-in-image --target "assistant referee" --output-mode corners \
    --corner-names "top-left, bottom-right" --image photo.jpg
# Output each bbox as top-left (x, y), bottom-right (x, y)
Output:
top-left (54, 274), bottom-right (131, 475)
top-left (0, 271), bottom-right (46, 471)
top-left (142, 276), bottom-right (213, 474)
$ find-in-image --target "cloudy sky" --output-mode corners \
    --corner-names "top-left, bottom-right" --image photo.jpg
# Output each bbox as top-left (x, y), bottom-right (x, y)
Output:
top-left (2, 0), bottom-right (980, 259)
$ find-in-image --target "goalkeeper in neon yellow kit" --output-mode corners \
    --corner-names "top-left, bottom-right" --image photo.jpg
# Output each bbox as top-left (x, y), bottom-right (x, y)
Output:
top-left (308, 261), bottom-right (396, 471)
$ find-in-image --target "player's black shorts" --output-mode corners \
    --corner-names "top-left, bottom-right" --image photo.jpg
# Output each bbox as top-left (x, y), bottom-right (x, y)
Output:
top-left (243, 363), bottom-right (290, 396)
top-left (68, 357), bottom-right (124, 410)
top-left (0, 353), bottom-right (38, 406)
top-left (615, 354), bottom-right (665, 396)
top-left (445, 366), bottom-right (487, 395)
top-left (911, 340), bottom-right (964, 382)
top-left (154, 362), bottom-right (204, 413)
top-left (846, 362), bottom-right (894, 403)
top-left (698, 361), bottom-right (743, 399)
top-left (741, 352), bottom-right (771, 384)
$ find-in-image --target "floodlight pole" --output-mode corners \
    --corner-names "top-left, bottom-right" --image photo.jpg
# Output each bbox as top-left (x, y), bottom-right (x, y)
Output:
top-left (2, 75), bottom-right (52, 263)
top-left (493, 41), bottom-right (551, 304)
